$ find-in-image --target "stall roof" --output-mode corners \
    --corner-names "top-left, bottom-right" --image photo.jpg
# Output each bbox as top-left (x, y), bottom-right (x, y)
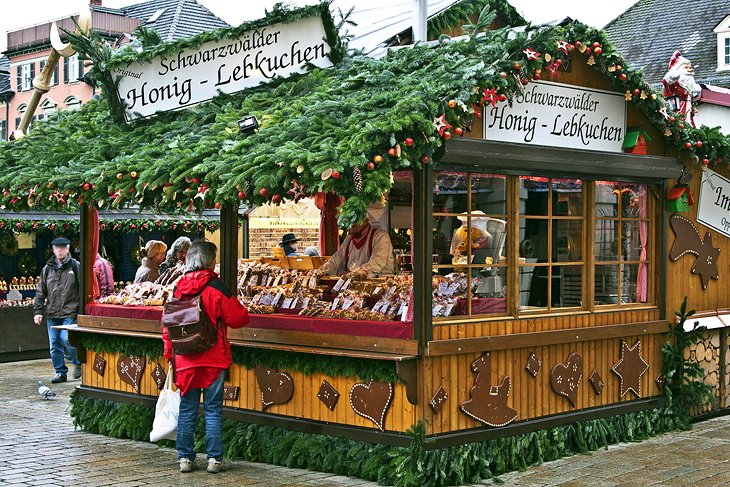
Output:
top-left (0, 2), bottom-right (728, 228)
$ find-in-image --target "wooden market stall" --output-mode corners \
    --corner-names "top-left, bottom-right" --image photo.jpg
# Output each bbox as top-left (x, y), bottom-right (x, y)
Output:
top-left (3, 2), bottom-right (729, 484)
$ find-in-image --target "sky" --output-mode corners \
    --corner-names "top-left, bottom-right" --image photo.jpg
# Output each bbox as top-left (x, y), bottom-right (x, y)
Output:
top-left (0, 0), bottom-right (638, 53)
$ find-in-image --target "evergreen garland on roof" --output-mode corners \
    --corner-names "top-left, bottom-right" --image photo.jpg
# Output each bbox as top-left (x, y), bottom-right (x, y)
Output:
top-left (1, 4), bottom-right (728, 227)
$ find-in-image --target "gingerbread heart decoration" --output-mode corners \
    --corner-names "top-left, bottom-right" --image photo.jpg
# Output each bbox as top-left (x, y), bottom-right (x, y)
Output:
top-left (254, 364), bottom-right (293, 410)
top-left (550, 352), bottom-right (583, 407)
top-left (349, 381), bottom-right (393, 431)
top-left (117, 355), bottom-right (146, 393)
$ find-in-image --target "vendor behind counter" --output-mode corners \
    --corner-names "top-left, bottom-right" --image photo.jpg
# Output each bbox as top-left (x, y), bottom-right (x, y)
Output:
top-left (318, 220), bottom-right (394, 277)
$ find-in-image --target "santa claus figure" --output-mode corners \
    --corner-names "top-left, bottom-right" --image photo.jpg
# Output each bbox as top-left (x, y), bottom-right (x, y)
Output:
top-left (662, 51), bottom-right (702, 127)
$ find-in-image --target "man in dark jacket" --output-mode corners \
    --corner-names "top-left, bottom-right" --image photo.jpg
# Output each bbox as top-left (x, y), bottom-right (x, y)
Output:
top-left (33, 237), bottom-right (82, 383)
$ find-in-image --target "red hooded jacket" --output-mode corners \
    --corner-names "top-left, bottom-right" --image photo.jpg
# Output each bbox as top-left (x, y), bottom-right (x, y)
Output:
top-left (162, 269), bottom-right (249, 374)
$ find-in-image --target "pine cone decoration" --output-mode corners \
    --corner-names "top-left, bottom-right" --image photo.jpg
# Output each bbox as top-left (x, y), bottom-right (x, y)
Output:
top-left (353, 167), bottom-right (363, 193)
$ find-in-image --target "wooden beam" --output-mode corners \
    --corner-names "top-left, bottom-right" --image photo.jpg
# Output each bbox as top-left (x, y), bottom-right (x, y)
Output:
top-left (438, 139), bottom-right (679, 180)
top-left (427, 320), bottom-right (668, 356)
top-left (219, 202), bottom-right (238, 292)
top-left (79, 204), bottom-right (96, 310)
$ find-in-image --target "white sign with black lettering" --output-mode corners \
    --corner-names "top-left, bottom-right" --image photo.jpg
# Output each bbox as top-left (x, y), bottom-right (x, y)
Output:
top-left (112, 16), bottom-right (332, 121)
top-left (698, 168), bottom-right (730, 238)
top-left (484, 81), bottom-right (626, 153)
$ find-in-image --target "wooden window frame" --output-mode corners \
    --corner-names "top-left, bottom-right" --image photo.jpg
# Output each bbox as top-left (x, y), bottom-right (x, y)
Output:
top-left (431, 173), bottom-right (657, 323)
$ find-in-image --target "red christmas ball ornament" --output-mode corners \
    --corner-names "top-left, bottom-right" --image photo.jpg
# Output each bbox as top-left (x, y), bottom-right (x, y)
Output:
top-left (443, 131), bottom-right (452, 141)
top-left (669, 116), bottom-right (675, 123)
top-left (192, 178), bottom-right (201, 185)
top-left (272, 194), bottom-right (281, 203)
top-left (513, 62), bottom-right (522, 71)
top-left (214, 202), bottom-right (221, 209)
top-left (592, 41), bottom-right (601, 48)
top-left (454, 127), bottom-right (463, 136)
top-left (678, 123), bottom-right (685, 129)
top-left (695, 141), bottom-right (703, 148)
top-left (498, 93), bottom-right (506, 101)
top-left (422, 155), bottom-right (430, 164)
top-left (555, 58), bottom-right (562, 65)
top-left (574, 41), bottom-right (582, 48)
top-left (373, 154), bottom-right (383, 163)
top-left (594, 47), bottom-right (602, 55)
top-left (685, 142), bottom-right (693, 149)
top-left (615, 65), bottom-right (622, 71)
top-left (83, 183), bottom-right (91, 191)
top-left (387, 147), bottom-right (397, 157)
top-left (130, 171), bottom-right (138, 179)
top-left (259, 187), bottom-right (268, 197)
top-left (332, 170), bottom-right (341, 179)
top-left (619, 73), bottom-right (627, 81)
top-left (116, 172), bottom-right (123, 180)
top-left (237, 191), bottom-right (246, 199)
top-left (405, 137), bottom-right (414, 147)
top-left (499, 71), bottom-right (508, 79)
top-left (448, 100), bottom-right (457, 108)
top-left (521, 77), bottom-right (529, 85)
top-left (366, 162), bottom-right (376, 171)
top-left (130, 224), bottom-right (136, 229)
top-left (702, 158), bottom-right (709, 166)
top-left (633, 88), bottom-right (640, 96)
top-left (533, 72), bottom-right (541, 80)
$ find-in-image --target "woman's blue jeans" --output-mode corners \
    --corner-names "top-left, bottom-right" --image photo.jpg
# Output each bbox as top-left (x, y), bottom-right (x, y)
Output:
top-left (176, 369), bottom-right (225, 461)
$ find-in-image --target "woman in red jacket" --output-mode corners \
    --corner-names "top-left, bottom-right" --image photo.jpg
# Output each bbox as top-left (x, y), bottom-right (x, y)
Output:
top-left (162, 241), bottom-right (249, 474)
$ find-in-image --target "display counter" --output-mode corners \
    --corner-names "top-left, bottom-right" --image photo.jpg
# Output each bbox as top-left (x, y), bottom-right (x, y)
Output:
top-left (0, 306), bottom-right (49, 362)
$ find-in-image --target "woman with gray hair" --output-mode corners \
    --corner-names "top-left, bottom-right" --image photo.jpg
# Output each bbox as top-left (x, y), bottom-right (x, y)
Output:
top-left (162, 240), bottom-right (249, 474)
top-left (159, 236), bottom-right (192, 274)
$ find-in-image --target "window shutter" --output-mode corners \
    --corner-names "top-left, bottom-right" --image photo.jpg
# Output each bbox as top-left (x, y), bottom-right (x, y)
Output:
top-left (78, 57), bottom-right (84, 80)
top-left (16, 66), bottom-right (22, 92)
top-left (64, 57), bottom-right (69, 84)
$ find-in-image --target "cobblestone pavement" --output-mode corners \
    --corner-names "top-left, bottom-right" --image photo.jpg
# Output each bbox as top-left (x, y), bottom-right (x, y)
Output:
top-left (1, 359), bottom-right (729, 487)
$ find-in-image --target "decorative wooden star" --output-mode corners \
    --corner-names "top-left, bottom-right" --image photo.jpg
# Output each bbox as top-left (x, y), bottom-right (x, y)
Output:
top-left (556, 40), bottom-right (570, 54)
top-left (481, 88), bottom-right (498, 108)
top-left (523, 48), bottom-right (540, 60)
top-left (432, 114), bottom-right (451, 136)
top-left (611, 340), bottom-right (649, 398)
top-left (287, 180), bottom-right (307, 202)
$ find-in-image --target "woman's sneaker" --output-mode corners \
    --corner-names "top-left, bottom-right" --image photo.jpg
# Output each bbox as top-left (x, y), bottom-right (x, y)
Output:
top-left (179, 458), bottom-right (195, 473)
top-left (207, 458), bottom-right (231, 473)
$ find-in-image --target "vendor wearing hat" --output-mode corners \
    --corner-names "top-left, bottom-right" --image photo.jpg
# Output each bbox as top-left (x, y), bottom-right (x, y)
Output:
top-left (33, 237), bottom-right (82, 383)
top-left (280, 233), bottom-right (301, 257)
top-left (450, 211), bottom-right (493, 265)
top-left (318, 218), bottom-right (394, 277)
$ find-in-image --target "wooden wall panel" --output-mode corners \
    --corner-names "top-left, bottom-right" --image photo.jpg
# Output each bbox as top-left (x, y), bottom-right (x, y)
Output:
top-left (82, 349), bottom-right (418, 433)
top-left (666, 163), bottom-right (730, 315)
top-left (423, 331), bottom-right (665, 435)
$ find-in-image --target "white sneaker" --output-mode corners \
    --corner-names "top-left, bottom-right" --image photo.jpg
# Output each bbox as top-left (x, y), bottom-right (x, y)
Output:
top-left (179, 458), bottom-right (195, 473)
top-left (207, 458), bottom-right (231, 473)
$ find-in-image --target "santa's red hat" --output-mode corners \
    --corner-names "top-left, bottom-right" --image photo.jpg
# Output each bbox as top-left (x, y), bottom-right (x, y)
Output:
top-left (668, 51), bottom-right (689, 70)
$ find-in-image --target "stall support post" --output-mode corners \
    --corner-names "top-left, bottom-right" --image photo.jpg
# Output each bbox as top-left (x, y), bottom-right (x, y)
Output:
top-left (79, 203), bottom-right (96, 312)
top-left (413, 165), bottom-right (433, 345)
top-left (220, 203), bottom-right (238, 291)
top-left (242, 214), bottom-right (250, 259)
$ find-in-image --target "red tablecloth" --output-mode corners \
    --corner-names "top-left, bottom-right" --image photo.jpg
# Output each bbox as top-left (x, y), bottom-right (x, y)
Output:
top-left (85, 303), bottom-right (412, 339)
top-left (454, 297), bottom-right (506, 315)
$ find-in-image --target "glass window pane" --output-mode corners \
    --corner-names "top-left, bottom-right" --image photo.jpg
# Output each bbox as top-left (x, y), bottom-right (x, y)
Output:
top-left (621, 183), bottom-right (648, 218)
top-left (595, 181), bottom-right (619, 217)
top-left (519, 264), bottom-right (548, 311)
top-left (433, 215), bottom-right (462, 266)
top-left (471, 266), bottom-right (508, 315)
top-left (519, 218), bottom-right (548, 262)
top-left (595, 220), bottom-right (618, 261)
top-left (553, 220), bottom-right (583, 262)
top-left (472, 174), bottom-right (506, 215)
top-left (595, 265), bottom-right (619, 305)
top-left (434, 172), bottom-right (468, 214)
top-left (623, 263), bottom-right (649, 303)
top-left (621, 220), bottom-right (648, 261)
top-left (553, 265), bottom-right (583, 308)
top-left (520, 176), bottom-right (549, 216)
top-left (432, 271), bottom-right (468, 317)
top-left (553, 179), bottom-right (582, 216)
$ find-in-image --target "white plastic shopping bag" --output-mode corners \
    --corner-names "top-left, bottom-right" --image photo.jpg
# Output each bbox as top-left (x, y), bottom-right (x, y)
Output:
top-left (150, 366), bottom-right (180, 442)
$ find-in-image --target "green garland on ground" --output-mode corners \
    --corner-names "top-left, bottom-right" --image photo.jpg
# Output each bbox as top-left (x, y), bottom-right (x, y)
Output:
top-left (3, 5), bottom-right (729, 227)
top-left (0, 218), bottom-right (221, 235)
top-left (78, 333), bottom-right (399, 383)
top-left (69, 391), bottom-right (679, 486)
